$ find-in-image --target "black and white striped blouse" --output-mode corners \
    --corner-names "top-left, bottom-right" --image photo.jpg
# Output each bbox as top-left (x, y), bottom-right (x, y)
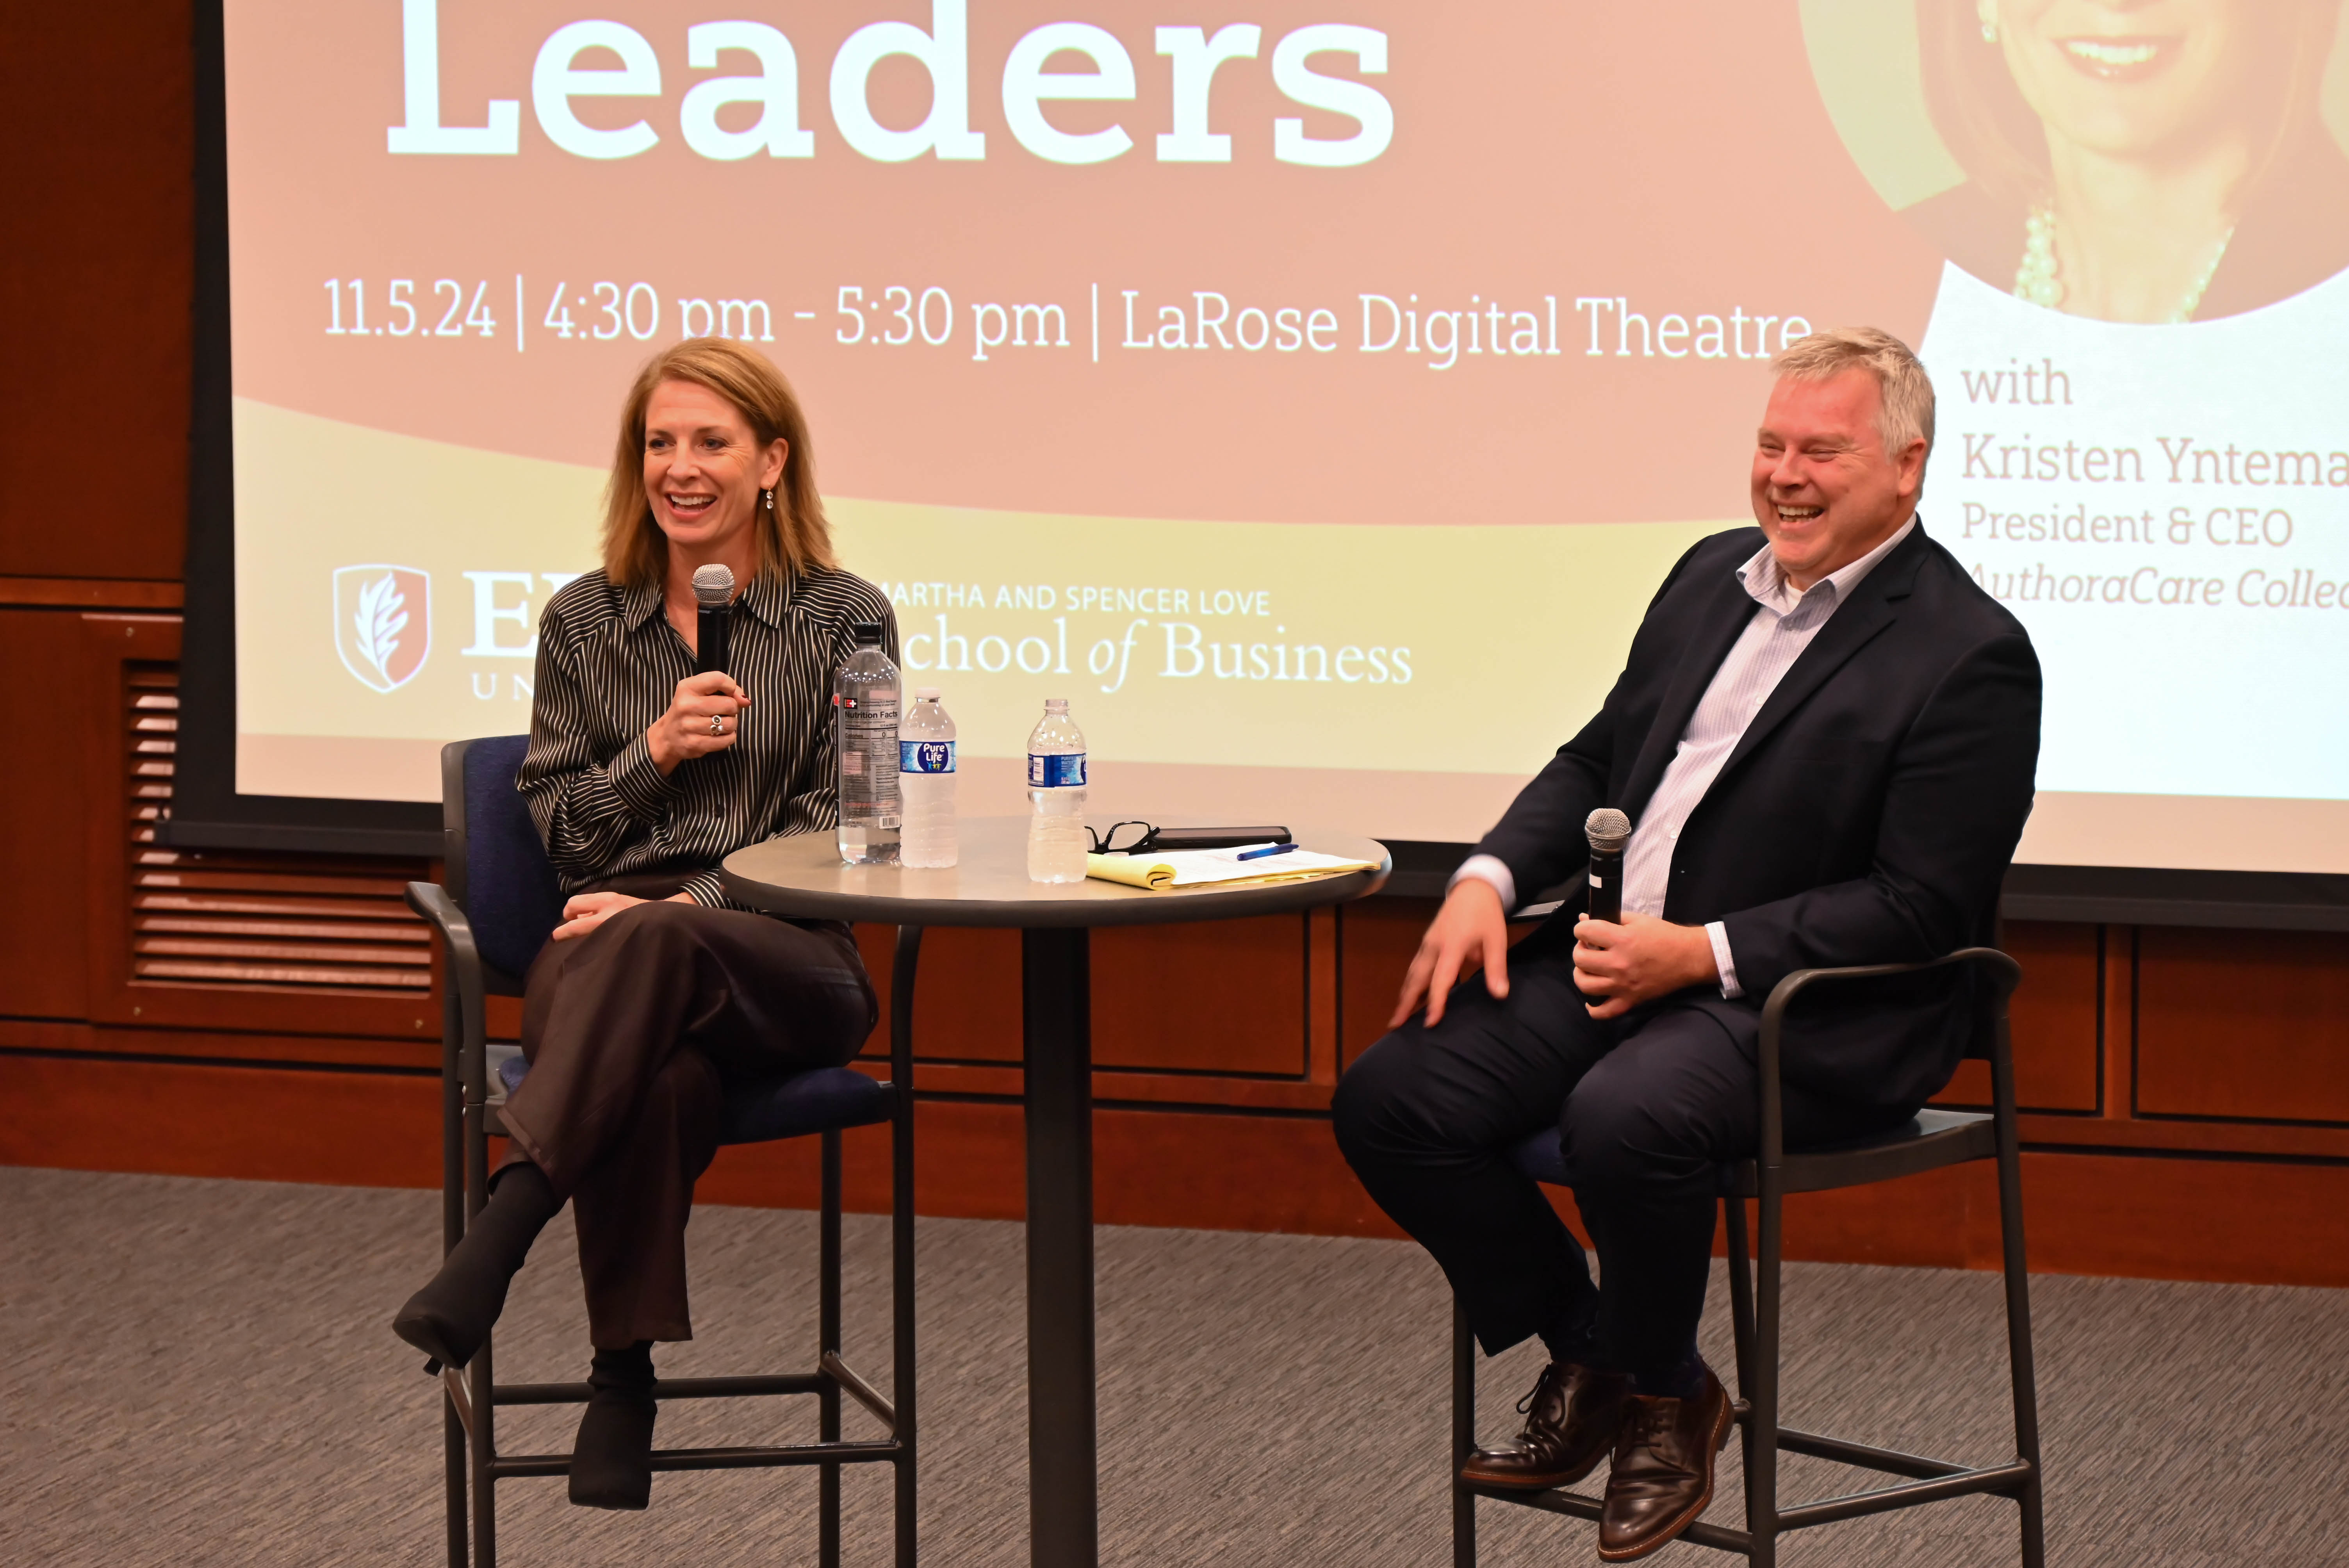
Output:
top-left (518, 565), bottom-right (900, 910)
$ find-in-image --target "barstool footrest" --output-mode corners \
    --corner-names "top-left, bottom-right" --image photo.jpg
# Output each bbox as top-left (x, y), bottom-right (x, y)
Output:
top-left (1768, 1424), bottom-right (1975, 1481)
top-left (491, 1372), bottom-right (831, 1405)
top-left (1463, 1482), bottom-right (1755, 1555)
top-left (489, 1439), bottom-right (904, 1480)
top-left (1465, 1455), bottom-right (2032, 1554)
top-left (1774, 1460), bottom-right (2034, 1532)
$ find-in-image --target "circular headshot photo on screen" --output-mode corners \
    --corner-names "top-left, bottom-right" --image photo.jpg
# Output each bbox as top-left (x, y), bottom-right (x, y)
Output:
top-left (1811, 0), bottom-right (2349, 323)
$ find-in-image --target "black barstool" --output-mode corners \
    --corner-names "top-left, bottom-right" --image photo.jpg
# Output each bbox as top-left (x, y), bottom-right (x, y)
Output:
top-left (406, 736), bottom-right (922, 1568)
top-left (1452, 947), bottom-right (2045, 1568)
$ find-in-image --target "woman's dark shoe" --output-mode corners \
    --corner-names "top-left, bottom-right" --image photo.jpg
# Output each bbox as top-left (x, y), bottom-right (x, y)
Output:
top-left (390, 1164), bottom-right (560, 1368)
top-left (569, 1342), bottom-right (658, 1510)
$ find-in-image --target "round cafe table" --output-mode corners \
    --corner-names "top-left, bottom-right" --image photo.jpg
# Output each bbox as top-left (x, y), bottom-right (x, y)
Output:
top-left (722, 817), bottom-right (1390, 1568)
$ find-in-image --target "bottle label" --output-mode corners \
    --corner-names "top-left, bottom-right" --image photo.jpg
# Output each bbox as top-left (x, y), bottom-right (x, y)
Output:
top-left (901, 739), bottom-right (957, 775)
top-left (1028, 752), bottom-right (1086, 788)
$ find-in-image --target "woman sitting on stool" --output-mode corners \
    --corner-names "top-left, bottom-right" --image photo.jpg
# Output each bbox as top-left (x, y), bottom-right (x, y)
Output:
top-left (392, 337), bottom-right (896, 1510)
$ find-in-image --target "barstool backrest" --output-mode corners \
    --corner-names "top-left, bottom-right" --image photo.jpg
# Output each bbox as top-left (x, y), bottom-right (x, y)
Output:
top-left (438, 736), bottom-right (565, 991)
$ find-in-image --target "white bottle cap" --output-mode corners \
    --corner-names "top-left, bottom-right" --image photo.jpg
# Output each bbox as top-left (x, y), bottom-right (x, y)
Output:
top-left (917, 686), bottom-right (940, 701)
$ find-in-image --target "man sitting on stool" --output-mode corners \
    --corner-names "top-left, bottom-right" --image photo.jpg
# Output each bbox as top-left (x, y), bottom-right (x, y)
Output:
top-left (1333, 328), bottom-right (2040, 1562)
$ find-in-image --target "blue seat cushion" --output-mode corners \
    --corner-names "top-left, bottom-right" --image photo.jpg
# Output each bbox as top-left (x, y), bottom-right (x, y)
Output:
top-left (1509, 1112), bottom-right (1981, 1198)
top-left (721, 1067), bottom-right (896, 1144)
top-left (1511, 1126), bottom-right (1569, 1186)
top-left (462, 736), bottom-right (568, 982)
top-left (498, 1053), bottom-right (895, 1146)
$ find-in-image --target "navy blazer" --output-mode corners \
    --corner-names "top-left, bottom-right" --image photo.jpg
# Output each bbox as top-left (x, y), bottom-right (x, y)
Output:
top-left (1476, 520), bottom-right (2042, 1110)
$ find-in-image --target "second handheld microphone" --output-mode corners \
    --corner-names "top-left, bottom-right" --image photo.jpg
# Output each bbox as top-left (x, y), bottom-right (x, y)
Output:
top-left (1584, 807), bottom-right (1631, 923)
top-left (692, 563), bottom-right (734, 676)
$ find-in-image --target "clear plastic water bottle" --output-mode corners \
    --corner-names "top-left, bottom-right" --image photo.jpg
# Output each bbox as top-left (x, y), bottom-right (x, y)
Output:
top-left (834, 622), bottom-right (900, 864)
top-left (1026, 698), bottom-right (1087, 884)
top-left (898, 687), bottom-right (957, 868)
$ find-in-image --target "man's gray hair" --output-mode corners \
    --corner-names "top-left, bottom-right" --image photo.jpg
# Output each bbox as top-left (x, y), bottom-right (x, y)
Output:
top-left (1772, 326), bottom-right (1936, 465)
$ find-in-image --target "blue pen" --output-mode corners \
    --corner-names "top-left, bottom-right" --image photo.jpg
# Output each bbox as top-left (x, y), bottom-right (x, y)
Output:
top-left (1237, 842), bottom-right (1299, 861)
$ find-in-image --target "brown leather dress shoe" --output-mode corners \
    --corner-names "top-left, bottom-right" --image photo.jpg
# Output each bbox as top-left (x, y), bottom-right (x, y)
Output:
top-left (1458, 1361), bottom-right (1632, 1491)
top-left (1597, 1367), bottom-right (1733, 1562)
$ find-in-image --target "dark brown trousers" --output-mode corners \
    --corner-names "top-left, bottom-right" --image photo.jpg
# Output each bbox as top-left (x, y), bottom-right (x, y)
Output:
top-left (498, 899), bottom-right (876, 1348)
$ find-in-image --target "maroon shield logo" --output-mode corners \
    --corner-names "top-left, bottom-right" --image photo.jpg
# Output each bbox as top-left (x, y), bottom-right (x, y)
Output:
top-left (333, 565), bottom-right (432, 693)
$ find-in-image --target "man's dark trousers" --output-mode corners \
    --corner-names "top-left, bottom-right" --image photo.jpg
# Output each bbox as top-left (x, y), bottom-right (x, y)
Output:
top-left (1333, 931), bottom-right (1912, 1375)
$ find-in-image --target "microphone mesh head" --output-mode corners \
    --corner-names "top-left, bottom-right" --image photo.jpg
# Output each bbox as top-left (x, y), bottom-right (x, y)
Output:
top-left (692, 564), bottom-right (735, 608)
top-left (1585, 807), bottom-right (1632, 855)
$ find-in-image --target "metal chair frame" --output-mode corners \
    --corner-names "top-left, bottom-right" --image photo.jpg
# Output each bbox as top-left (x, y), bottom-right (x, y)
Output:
top-left (403, 738), bottom-right (922, 1568)
top-left (1451, 945), bottom-right (2045, 1568)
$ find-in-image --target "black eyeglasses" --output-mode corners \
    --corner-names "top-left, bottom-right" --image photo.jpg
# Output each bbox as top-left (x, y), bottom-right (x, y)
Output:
top-left (1085, 820), bottom-right (1159, 855)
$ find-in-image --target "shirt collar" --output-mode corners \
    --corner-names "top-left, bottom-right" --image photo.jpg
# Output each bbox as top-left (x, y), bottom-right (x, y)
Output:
top-left (1738, 513), bottom-right (1916, 615)
top-left (620, 575), bottom-right (666, 631)
top-left (620, 565), bottom-right (791, 632)
top-left (735, 567), bottom-right (790, 628)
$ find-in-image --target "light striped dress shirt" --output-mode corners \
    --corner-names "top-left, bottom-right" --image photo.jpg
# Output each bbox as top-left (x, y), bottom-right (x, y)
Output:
top-left (519, 565), bottom-right (899, 911)
top-left (1458, 517), bottom-right (1916, 998)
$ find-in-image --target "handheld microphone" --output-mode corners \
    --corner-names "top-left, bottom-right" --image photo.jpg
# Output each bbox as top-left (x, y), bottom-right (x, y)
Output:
top-left (692, 564), bottom-right (734, 676)
top-left (1584, 807), bottom-right (1631, 924)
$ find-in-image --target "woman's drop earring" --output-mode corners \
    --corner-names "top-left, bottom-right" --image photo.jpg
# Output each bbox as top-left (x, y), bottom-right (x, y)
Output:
top-left (763, 488), bottom-right (775, 511)
top-left (1978, 2), bottom-right (1998, 43)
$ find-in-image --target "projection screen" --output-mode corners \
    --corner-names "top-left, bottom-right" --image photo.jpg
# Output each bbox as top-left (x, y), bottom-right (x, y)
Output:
top-left (210, 0), bottom-right (2349, 873)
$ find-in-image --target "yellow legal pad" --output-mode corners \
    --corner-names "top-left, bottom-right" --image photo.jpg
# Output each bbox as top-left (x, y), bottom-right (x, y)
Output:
top-left (1084, 845), bottom-right (1380, 891)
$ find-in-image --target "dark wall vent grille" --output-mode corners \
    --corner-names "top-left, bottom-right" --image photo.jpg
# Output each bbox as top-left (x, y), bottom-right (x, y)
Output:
top-left (127, 664), bottom-right (433, 993)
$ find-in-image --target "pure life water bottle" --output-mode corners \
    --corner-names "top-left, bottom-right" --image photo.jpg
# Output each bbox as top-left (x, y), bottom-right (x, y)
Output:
top-left (899, 688), bottom-right (957, 868)
top-left (834, 622), bottom-right (900, 864)
top-left (1026, 698), bottom-right (1087, 884)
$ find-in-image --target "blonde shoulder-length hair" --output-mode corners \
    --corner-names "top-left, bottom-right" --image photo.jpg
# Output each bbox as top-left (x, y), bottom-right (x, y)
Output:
top-left (599, 338), bottom-right (838, 588)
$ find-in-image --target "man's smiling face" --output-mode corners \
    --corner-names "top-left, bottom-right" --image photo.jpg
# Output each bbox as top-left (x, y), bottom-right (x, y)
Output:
top-left (1749, 369), bottom-right (1926, 590)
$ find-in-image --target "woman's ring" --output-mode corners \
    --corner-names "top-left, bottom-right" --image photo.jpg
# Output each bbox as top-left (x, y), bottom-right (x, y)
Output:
top-left (708, 713), bottom-right (725, 736)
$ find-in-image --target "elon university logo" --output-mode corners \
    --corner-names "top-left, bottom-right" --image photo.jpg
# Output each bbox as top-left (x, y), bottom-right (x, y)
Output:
top-left (333, 565), bottom-right (432, 693)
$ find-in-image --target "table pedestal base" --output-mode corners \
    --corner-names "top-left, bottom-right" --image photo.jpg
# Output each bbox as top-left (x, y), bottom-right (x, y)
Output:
top-left (1023, 926), bottom-right (1096, 1568)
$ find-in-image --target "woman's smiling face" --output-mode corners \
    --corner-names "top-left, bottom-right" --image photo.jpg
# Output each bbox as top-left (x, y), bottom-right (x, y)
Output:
top-left (1993, 0), bottom-right (2260, 159)
top-left (640, 378), bottom-right (786, 562)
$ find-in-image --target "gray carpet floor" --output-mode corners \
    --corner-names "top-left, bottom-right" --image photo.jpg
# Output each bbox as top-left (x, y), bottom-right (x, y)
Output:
top-left (2, 1165), bottom-right (2344, 1566)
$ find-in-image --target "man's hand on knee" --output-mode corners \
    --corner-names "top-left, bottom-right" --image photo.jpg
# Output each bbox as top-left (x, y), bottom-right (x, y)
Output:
top-left (1392, 877), bottom-right (1511, 1028)
top-left (1572, 912), bottom-right (1718, 1017)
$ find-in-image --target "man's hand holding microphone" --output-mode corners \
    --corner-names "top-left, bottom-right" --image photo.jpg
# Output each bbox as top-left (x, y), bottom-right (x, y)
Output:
top-left (1391, 808), bottom-right (1719, 1028)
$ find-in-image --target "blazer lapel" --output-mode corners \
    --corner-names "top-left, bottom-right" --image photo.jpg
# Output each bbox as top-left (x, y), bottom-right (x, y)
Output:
top-left (1712, 529), bottom-right (1928, 783)
top-left (1620, 565), bottom-right (1757, 819)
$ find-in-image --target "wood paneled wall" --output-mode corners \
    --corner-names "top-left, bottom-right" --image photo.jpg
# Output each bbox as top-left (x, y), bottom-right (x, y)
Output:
top-left (5, 0), bottom-right (2347, 1292)
top-left (0, 1), bottom-right (192, 584)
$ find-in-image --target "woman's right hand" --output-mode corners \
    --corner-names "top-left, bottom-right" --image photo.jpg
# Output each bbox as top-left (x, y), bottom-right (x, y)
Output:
top-left (647, 672), bottom-right (751, 774)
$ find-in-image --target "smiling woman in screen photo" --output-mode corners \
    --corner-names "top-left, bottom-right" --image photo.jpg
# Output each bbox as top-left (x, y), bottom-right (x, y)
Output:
top-left (1907, 0), bottom-right (2349, 322)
